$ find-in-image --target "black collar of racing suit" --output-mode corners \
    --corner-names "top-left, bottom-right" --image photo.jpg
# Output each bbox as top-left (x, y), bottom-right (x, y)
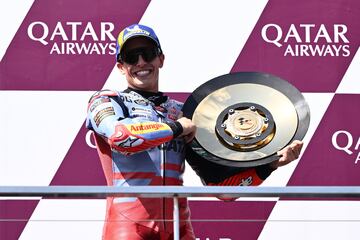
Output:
top-left (123, 87), bottom-right (168, 106)
top-left (123, 87), bottom-right (184, 138)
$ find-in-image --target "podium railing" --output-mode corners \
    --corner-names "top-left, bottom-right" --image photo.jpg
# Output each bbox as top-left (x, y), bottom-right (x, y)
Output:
top-left (1, 186), bottom-right (360, 240)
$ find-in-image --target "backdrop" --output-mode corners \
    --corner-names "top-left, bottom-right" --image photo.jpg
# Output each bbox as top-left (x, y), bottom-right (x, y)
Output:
top-left (1, 0), bottom-right (359, 239)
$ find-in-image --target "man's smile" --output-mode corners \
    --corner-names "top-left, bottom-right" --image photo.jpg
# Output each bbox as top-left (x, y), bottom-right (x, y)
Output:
top-left (132, 68), bottom-right (153, 78)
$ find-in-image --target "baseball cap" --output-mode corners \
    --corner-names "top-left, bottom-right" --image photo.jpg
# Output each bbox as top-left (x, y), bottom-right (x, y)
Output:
top-left (116, 24), bottom-right (162, 62)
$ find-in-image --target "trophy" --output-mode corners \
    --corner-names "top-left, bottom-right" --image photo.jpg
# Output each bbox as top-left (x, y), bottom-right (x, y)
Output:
top-left (182, 72), bottom-right (310, 185)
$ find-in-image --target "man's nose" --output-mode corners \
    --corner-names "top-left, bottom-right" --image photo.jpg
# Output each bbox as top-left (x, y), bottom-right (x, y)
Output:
top-left (136, 55), bottom-right (147, 66)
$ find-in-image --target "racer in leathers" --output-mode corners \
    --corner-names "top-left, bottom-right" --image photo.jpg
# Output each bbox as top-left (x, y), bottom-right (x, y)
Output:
top-left (86, 24), bottom-right (197, 240)
top-left (87, 88), bottom-right (194, 239)
top-left (86, 24), bottom-right (303, 240)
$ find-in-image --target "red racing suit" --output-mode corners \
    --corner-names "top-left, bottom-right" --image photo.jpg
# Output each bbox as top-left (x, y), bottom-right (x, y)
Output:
top-left (86, 88), bottom-right (195, 240)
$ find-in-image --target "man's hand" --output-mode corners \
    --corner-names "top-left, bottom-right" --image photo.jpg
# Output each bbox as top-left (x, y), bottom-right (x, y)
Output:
top-left (270, 140), bottom-right (304, 169)
top-left (177, 117), bottom-right (196, 143)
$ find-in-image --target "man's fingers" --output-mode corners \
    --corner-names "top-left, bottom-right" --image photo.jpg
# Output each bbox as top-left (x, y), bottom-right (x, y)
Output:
top-left (278, 141), bottom-right (303, 156)
top-left (184, 130), bottom-right (196, 143)
top-left (292, 147), bottom-right (301, 158)
top-left (290, 140), bottom-right (303, 158)
top-left (177, 117), bottom-right (196, 140)
top-left (177, 111), bottom-right (183, 119)
top-left (277, 147), bottom-right (297, 165)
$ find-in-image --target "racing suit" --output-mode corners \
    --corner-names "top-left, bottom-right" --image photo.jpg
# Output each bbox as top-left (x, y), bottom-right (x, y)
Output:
top-left (86, 88), bottom-right (195, 240)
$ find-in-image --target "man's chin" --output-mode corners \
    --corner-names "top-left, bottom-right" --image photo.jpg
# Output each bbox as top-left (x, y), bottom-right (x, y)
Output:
top-left (131, 81), bottom-right (156, 91)
top-left (133, 80), bottom-right (150, 87)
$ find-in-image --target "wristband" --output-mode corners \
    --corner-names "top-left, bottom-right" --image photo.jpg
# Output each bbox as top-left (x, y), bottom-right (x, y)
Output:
top-left (166, 121), bottom-right (183, 138)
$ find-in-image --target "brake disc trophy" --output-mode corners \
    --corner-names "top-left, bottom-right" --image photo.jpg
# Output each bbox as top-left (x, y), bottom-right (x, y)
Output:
top-left (182, 72), bottom-right (310, 185)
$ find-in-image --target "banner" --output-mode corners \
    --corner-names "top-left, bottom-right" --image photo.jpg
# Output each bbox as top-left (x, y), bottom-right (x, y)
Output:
top-left (1, 0), bottom-right (359, 239)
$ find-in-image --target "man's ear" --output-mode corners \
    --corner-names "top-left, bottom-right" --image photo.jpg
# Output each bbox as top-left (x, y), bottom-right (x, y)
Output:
top-left (117, 62), bottom-right (126, 75)
top-left (159, 54), bottom-right (165, 68)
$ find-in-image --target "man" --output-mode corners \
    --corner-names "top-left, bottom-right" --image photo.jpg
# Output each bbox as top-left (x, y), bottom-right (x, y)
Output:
top-left (86, 24), bottom-right (303, 240)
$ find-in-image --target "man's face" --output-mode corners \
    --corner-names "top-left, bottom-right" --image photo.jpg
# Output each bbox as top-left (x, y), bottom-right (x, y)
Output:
top-left (117, 37), bottom-right (164, 92)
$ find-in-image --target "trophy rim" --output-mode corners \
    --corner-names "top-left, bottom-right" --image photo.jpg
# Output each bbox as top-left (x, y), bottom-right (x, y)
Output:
top-left (183, 72), bottom-right (310, 168)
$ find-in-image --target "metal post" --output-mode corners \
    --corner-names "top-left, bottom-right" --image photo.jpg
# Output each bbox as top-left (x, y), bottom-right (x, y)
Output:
top-left (173, 196), bottom-right (180, 240)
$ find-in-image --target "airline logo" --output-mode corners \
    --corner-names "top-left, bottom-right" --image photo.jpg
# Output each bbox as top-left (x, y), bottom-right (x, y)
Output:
top-left (27, 21), bottom-right (117, 55)
top-left (332, 130), bottom-right (360, 164)
top-left (261, 23), bottom-right (351, 57)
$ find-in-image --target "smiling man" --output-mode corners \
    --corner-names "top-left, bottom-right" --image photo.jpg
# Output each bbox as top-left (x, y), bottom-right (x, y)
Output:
top-left (86, 24), bottom-right (196, 240)
top-left (86, 23), bottom-right (303, 240)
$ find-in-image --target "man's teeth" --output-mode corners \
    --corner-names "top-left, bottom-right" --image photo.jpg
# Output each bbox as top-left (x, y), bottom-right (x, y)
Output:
top-left (135, 70), bottom-right (150, 76)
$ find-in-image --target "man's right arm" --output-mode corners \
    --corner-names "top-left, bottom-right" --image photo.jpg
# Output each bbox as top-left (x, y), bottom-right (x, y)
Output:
top-left (86, 91), bottom-right (194, 155)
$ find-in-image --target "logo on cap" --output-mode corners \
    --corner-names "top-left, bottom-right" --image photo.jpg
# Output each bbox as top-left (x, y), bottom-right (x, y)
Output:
top-left (123, 25), bottom-right (151, 41)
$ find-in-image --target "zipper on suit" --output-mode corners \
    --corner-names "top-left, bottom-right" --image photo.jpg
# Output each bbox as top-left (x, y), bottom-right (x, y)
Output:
top-left (159, 116), bottom-right (167, 231)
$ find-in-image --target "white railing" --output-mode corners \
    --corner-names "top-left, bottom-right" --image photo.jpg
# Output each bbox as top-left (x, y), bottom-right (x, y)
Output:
top-left (1, 186), bottom-right (360, 240)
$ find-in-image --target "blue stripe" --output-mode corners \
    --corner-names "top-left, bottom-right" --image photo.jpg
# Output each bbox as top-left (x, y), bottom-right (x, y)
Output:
top-left (113, 197), bottom-right (137, 204)
top-left (112, 151), bottom-right (160, 173)
top-left (164, 170), bottom-right (181, 179)
top-left (114, 178), bottom-right (152, 187)
top-left (164, 157), bottom-right (183, 165)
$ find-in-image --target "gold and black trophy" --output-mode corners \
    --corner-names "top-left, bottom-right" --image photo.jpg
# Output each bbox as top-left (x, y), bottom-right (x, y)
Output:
top-left (182, 72), bottom-right (310, 185)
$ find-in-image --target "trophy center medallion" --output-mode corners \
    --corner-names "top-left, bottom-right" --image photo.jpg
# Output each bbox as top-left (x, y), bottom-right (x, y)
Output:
top-left (225, 109), bottom-right (263, 137)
